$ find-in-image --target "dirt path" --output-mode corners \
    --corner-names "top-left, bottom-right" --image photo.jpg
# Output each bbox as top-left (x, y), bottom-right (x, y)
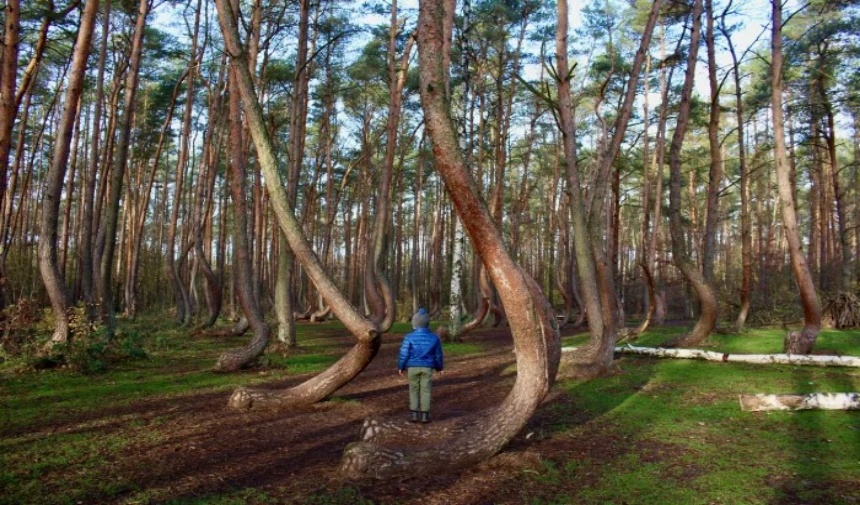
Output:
top-left (62, 326), bottom-right (562, 504)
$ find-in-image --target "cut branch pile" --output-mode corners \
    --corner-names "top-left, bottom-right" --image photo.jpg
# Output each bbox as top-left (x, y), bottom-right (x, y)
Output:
top-left (561, 344), bottom-right (860, 368)
top-left (822, 291), bottom-right (860, 329)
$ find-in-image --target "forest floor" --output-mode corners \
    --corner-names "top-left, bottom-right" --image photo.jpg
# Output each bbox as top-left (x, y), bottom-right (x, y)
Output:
top-left (1, 318), bottom-right (859, 504)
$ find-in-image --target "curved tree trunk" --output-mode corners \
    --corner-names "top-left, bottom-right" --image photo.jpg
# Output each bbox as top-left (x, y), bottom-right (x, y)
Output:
top-left (556, 0), bottom-right (607, 378)
top-left (664, 0), bottom-right (718, 348)
top-left (719, 7), bottom-right (752, 330)
top-left (564, 0), bottom-right (662, 374)
top-left (191, 96), bottom-right (224, 329)
top-left (215, 62), bottom-right (269, 372)
top-left (165, 0), bottom-right (201, 326)
top-left (38, 0), bottom-right (99, 351)
top-left (99, 0), bottom-right (149, 332)
top-left (772, 0), bottom-right (821, 354)
top-left (367, 20), bottom-right (415, 332)
top-left (439, 296), bottom-right (489, 343)
top-left (216, 0), bottom-right (382, 404)
top-left (339, 0), bottom-right (560, 478)
top-left (702, 0), bottom-right (722, 287)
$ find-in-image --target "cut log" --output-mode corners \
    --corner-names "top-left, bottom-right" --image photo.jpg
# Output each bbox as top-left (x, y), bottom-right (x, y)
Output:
top-left (560, 344), bottom-right (860, 368)
top-left (739, 393), bottom-right (860, 411)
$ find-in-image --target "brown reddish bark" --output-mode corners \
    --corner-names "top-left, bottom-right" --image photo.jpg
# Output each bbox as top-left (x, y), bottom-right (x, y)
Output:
top-left (366, 5), bottom-right (414, 331)
top-left (215, 63), bottom-right (269, 373)
top-left (216, 0), bottom-right (382, 407)
top-left (38, 0), bottom-right (99, 350)
top-left (702, 0), bottom-right (722, 285)
top-left (718, 3), bottom-right (752, 330)
top-left (165, 0), bottom-right (201, 326)
top-left (0, 0), bottom-right (20, 309)
top-left (339, 0), bottom-right (559, 478)
top-left (772, 0), bottom-right (821, 354)
top-left (665, 0), bottom-right (718, 347)
top-left (97, 0), bottom-right (149, 332)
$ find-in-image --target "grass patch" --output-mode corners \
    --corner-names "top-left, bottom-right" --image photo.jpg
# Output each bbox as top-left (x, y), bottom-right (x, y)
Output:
top-left (540, 325), bottom-right (860, 504)
top-left (1, 320), bottom-right (858, 504)
top-left (442, 341), bottom-right (486, 356)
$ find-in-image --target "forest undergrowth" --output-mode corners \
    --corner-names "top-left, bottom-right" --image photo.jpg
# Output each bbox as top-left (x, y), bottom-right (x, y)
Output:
top-left (0, 316), bottom-right (858, 504)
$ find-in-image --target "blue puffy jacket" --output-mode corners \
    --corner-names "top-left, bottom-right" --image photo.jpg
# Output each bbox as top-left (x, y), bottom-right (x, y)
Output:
top-left (398, 327), bottom-right (444, 371)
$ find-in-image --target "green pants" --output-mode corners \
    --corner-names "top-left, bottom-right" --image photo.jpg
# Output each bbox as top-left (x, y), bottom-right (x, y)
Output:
top-left (407, 367), bottom-right (433, 412)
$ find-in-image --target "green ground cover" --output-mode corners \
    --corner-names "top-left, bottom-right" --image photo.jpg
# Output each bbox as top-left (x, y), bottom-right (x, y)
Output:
top-left (0, 317), bottom-right (857, 504)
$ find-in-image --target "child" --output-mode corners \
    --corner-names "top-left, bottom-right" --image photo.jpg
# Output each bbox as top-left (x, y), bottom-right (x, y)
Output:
top-left (398, 308), bottom-right (444, 423)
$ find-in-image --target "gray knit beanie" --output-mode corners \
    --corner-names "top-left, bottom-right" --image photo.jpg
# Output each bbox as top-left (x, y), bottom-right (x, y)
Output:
top-left (411, 307), bottom-right (430, 329)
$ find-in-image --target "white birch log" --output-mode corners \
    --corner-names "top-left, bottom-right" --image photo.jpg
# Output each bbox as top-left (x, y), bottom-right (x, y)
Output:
top-left (739, 393), bottom-right (860, 411)
top-left (560, 345), bottom-right (860, 368)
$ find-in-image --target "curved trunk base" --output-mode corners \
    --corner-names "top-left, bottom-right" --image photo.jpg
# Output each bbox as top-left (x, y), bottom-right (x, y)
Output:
top-left (663, 315), bottom-right (716, 348)
top-left (214, 324), bottom-right (269, 372)
top-left (310, 304), bottom-right (331, 322)
top-left (558, 339), bottom-right (616, 380)
top-left (784, 328), bottom-right (819, 355)
top-left (231, 317), bottom-right (250, 336)
top-left (227, 337), bottom-right (381, 410)
top-left (438, 297), bottom-right (490, 343)
top-left (340, 406), bottom-right (512, 479)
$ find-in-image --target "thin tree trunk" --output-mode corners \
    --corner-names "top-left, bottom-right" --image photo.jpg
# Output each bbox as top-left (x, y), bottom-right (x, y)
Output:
top-left (719, 5), bottom-right (752, 330)
top-left (165, 0), bottom-right (200, 325)
top-left (39, 0), bottom-right (99, 350)
top-left (772, 0), bottom-right (821, 354)
top-left (702, 0), bottom-right (722, 285)
top-left (665, 0), bottom-right (717, 347)
top-left (0, 0), bottom-right (21, 310)
top-left (215, 61), bottom-right (270, 372)
top-left (98, 0), bottom-right (149, 332)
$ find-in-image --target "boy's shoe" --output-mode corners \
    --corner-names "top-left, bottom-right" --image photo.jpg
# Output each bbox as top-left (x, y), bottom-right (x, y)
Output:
top-left (409, 410), bottom-right (420, 423)
top-left (420, 411), bottom-right (431, 423)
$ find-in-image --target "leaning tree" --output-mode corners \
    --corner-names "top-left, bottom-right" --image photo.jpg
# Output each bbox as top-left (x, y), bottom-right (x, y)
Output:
top-left (215, 0), bottom-right (387, 408)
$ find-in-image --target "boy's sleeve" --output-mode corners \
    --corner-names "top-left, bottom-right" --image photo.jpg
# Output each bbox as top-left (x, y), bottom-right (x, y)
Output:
top-left (398, 336), bottom-right (411, 371)
top-left (434, 338), bottom-right (444, 371)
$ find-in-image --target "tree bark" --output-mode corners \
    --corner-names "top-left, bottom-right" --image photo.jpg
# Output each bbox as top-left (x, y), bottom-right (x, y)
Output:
top-left (216, 0), bottom-right (383, 405)
top-left (0, 0), bottom-right (21, 310)
top-left (165, 0), bottom-right (201, 326)
top-left (665, 0), bottom-right (718, 347)
top-left (719, 6), bottom-right (752, 330)
top-left (739, 393), bottom-right (860, 411)
top-left (39, 0), bottom-right (99, 350)
top-left (215, 62), bottom-right (270, 373)
top-left (556, 0), bottom-right (607, 374)
top-left (339, 0), bottom-right (560, 478)
top-left (772, 0), bottom-right (821, 354)
top-left (702, 0), bottom-right (722, 285)
top-left (98, 0), bottom-right (149, 332)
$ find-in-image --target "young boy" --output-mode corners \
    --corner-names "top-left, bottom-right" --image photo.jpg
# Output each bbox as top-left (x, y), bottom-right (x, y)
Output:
top-left (398, 308), bottom-right (444, 423)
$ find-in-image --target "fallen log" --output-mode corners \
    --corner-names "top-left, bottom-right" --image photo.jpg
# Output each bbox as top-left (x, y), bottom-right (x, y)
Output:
top-left (560, 344), bottom-right (860, 368)
top-left (739, 393), bottom-right (860, 412)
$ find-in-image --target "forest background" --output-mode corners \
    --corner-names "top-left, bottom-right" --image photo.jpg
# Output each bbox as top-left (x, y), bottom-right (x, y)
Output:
top-left (0, 0), bottom-right (859, 498)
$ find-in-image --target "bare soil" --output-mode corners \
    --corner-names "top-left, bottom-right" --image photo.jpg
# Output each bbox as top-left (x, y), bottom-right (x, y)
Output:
top-left (15, 325), bottom-right (853, 504)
